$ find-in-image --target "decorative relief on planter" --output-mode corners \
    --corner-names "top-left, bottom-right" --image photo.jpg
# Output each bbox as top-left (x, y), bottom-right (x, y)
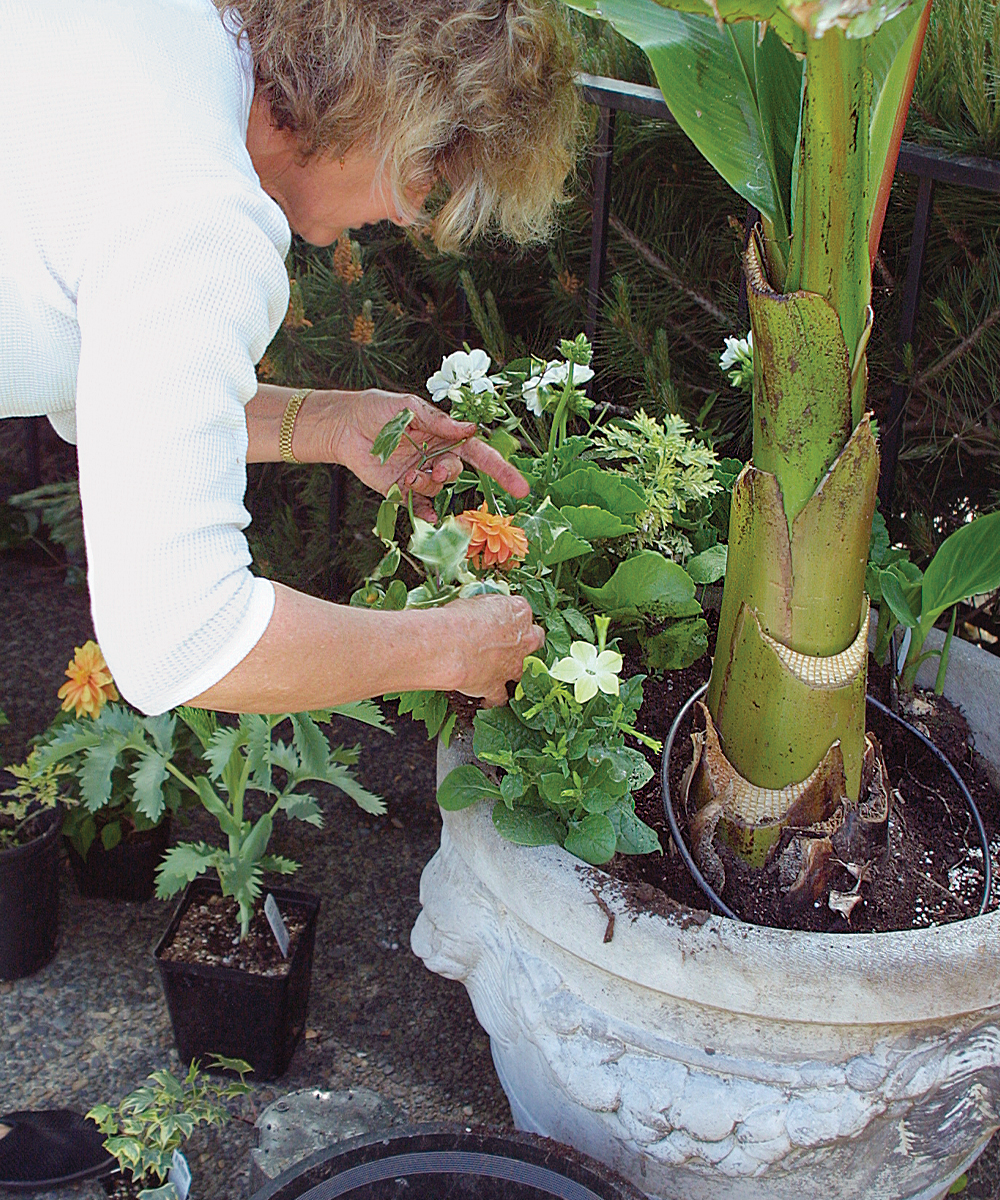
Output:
top-left (412, 814), bottom-right (1000, 1200)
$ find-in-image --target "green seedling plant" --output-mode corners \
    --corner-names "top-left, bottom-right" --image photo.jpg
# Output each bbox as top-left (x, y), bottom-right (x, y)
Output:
top-left (154, 705), bottom-right (388, 937)
top-left (871, 509), bottom-right (1000, 692)
top-left (33, 703), bottom-right (196, 861)
top-left (562, 0), bottom-right (937, 888)
top-left (37, 700), bottom-right (389, 937)
top-left (0, 750), bottom-right (72, 850)
top-left (87, 1057), bottom-right (250, 1200)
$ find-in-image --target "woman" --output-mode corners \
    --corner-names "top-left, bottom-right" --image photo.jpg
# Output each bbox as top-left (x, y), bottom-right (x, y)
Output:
top-left (0, 0), bottom-right (580, 714)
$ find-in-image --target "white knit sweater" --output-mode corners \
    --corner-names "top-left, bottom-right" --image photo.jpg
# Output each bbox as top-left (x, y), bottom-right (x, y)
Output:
top-left (0, 0), bottom-right (292, 714)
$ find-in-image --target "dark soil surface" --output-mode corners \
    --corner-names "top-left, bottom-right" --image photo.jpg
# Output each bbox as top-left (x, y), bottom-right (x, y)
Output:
top-left (609, 635), bottom-right (1000, 934)
top-left (158, 892), bottom-right (309, 976)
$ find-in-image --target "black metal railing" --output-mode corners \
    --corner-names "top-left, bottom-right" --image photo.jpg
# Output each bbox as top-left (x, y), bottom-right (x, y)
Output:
top-left (578, 72), bottom-right (1000, 512)
top-left (10, 74), bottom-right (1000, 516)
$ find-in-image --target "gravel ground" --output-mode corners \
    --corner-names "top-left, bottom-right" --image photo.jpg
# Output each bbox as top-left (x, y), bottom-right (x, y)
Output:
top-left (0, 548), bottom-right (511, 1200)
top-left (2, 518), bottom-right (998, 1200)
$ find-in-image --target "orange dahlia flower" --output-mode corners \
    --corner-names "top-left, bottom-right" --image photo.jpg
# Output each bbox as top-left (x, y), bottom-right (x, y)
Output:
top-left (457, 503), bottom-right (529, 571)
top-left (57, 640), bottom-right (119, 719)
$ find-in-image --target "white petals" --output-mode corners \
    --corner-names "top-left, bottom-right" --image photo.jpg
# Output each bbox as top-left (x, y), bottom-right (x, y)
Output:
top-left (549, 641), bottom-right (623, 705)
top-left (521, 358), bottom-right (595, 415)
top-left (426, 349), bottom-right (495, 404)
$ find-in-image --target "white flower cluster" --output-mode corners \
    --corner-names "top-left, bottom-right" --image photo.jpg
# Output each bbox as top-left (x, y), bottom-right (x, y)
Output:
top-left (719, 330), bottom-right (753, 391)
top-left (426, 349), bottom-right (496, 405)
top-left (521, 358), bottom-right (595, 417)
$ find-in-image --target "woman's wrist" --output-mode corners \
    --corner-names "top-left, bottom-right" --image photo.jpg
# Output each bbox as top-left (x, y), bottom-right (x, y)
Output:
top-left (245, 385), bottom-right (349, 465)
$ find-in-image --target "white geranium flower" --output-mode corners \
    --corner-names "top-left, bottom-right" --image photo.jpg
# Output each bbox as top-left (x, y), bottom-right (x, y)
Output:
top-left (719, 330), bottom-right (753, 372)
top-left (520, 358), bottom-right (595, 416)
top-left (426, 349), bottom-right (495, 404)
top-left (548, 641), bottom-right (623, 704)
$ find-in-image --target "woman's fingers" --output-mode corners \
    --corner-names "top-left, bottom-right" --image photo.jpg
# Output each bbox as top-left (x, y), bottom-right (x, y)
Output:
top-left (457, 437), bottom-right (530, 499)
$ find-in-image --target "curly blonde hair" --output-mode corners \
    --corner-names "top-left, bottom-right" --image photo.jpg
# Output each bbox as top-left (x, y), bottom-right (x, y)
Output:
top-left (219, 0), bottom-right (581, 251)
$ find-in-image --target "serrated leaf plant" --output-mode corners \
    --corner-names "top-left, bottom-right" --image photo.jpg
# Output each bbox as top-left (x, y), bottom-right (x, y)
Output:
top-left (562, 0), bottom-right (936, 881)
top-left (87, 1056), bottom-right (250, 1200)
top-left (153, 707), bottom-right (388, 938)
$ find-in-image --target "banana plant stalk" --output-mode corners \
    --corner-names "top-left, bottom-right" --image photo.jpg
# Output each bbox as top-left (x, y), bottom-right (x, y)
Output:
top-left (565, 0), bottom-right (931, 870)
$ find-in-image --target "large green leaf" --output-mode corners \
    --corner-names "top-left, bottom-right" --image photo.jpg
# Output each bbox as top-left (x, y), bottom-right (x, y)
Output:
top-left (492, 802), bottom-right (564, 847)
top-left (437, 764), bottom-right (501, 811)
top-left (920, 511), bottom-right (1000, 627)
top-left (547, 466), bottom-right (646, 518)
top-left (579, 551), bottom-right (701, 620)
top-left (561, 505), bottom-right (635, 541)
top-left (564, 813), bottom-right (618, 864)
top-left (129, 752), bottom-right (168, 823)
top-left (565, 0), bottom-right (798, 240)
top-left (79, 742), bottom-right (119, 811)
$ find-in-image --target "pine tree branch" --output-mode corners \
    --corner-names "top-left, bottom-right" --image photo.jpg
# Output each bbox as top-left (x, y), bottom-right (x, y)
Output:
top-left (608, 212), bottom-right (735, 328)
top-left (911, 303), bottom-right (1000, 390)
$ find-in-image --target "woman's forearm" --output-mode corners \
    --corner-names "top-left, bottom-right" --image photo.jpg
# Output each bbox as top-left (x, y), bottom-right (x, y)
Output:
top-left (245, 384), bottom-right (339, 463)
top-left (184, 582), bottom-right (542, 713)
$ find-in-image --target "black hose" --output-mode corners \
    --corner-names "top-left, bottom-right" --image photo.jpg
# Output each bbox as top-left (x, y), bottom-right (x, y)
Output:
top-left (662, 686), bottom-right (993, 922)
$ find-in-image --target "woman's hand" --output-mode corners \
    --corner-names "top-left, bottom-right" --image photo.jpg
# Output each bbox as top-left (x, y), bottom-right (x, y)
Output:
top-left (438, 595), bottom-right (546, 707)
top-left (301, 388), bottom-right (529, 520)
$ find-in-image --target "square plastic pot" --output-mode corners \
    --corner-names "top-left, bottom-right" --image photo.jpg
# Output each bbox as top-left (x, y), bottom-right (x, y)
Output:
top-left (0, 806), bottom-right (61, 981)
top-left (154, 878), bottom-right (320, 1080)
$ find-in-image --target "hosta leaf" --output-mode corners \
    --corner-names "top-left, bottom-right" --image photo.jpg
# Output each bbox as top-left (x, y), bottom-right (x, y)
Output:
top-left (438, 764), bottom-right (500, 811)
top-left (491, 802), bottom-right (564, 847)
top-left (371, 408), bottom-right (414, 464)
top-left (920, 511), bottom-right (1000, 626)
top-left (879, 568), bottom-right (918, 628)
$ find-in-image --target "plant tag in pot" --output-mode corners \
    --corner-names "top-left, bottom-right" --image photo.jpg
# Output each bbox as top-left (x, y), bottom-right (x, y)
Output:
top-left (168, 1149), bottom-right (191, 1200)
top-left (264, 892), bottom-right (290, 958)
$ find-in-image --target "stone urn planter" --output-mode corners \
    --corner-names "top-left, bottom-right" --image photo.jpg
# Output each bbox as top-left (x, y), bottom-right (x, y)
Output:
top-left (411, 633), bottom-right (1000, 1200)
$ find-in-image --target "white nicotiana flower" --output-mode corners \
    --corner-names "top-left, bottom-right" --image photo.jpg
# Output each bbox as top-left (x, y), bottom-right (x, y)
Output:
top-left (521, 358), bottom-right (595, 416)
top-left (426, 348), bottom-right (495, 405)
top-left (719, 330), bottom-right (753, 373)
top-left (548, 641), bottom-right (623, 704)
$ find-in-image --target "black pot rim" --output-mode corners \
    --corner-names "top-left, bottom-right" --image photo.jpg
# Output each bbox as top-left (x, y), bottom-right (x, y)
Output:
top-left (661, 684), bottom-right (993, 923)
top-left (249, 1125), bottom-right (646, 1200)
top-left (0, 805), bottom-right (62, 865)
top-left (153, 876), bottom-right (321, 982)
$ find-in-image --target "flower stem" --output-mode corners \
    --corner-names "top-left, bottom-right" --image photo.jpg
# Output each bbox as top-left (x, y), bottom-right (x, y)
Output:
top-left (164, 761), bottom-right (201, 796)
top-left (477, 470), bottom-right (497, 514)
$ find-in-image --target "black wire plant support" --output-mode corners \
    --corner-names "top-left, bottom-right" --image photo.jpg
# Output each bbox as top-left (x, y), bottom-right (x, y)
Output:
top-left (662, 681), bottom-right (993, 923)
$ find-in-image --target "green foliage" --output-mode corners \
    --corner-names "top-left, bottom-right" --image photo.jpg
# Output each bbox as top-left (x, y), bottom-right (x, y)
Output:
top-left (4, 482), bottom-right (85, 585)
top-left (591, 410), bottom-right (723, 560)
top-left (0, 750), bottom-right (72, 849)
top-left (155, 708), bottom-right (386, 937)
top-left (440, 649), bottom-right (662, 863)
top-left (87, 1058), bottom-right (250, 1197)
top-left (32, 704), bottom-right (195, 860)
top-left (874, 510), bottom-right (1000, 689)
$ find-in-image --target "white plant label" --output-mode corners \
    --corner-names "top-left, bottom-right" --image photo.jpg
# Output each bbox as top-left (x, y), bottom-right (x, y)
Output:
top-left (265, 892), bottom-right (290, 958)
top-left (169, 1149), bottom-right (192, 1200)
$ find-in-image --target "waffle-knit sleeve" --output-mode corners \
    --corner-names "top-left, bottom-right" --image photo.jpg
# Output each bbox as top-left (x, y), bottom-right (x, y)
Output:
top-left (74, 185), bottom-right (291, 714)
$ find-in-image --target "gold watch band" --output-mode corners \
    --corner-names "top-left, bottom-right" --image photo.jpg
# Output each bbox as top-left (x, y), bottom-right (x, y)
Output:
top-left (278, 389), bottom-right (313, 464)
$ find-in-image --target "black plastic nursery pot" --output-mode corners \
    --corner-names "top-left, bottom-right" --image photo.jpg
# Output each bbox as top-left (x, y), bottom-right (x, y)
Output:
top-left (67, 816), bottom-right (171, 902)
top-left (250, 1127), bottom-right (647, 1200)
top-left (0, 806), bottom-right (62, 981)
top-left (154, 877), bottom-right (320, 1080)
